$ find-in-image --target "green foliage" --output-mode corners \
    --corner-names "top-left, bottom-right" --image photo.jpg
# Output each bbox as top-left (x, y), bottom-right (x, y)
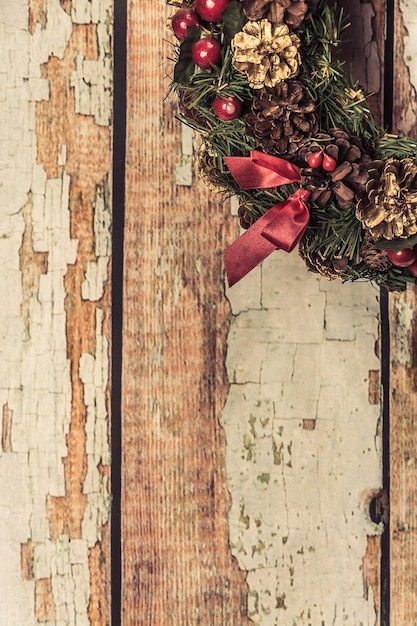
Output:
top-left (374, 233), bottom-right (417, 251)
top-left (306, 201), bottom-right (363, 264)
top-left (341, 262), bottom-right (412, 292)
top-left (222, 0), bottom-right (247, 49)
top-left (174, 27), bottom-right (202, 85)
top-left (376, 134), bottom-right (417, 159)
top-left (298, 0), bottom-right (382, 142)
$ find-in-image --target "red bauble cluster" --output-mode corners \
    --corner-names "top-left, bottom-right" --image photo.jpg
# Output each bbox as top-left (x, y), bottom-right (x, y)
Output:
top-left (307, 150), bottom-right (337, 172)
top-left (171, 0), bottom-right (231, 39)
top-left (171, 0), bottom-right (242, 121)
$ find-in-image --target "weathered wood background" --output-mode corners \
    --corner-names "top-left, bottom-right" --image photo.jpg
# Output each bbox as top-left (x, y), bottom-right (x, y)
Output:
top-left (389, 2), bottom-right (417, 624)
top-left (1, 0), bottom-right (417, 624)
top-left (0, 2), bottom-right (112, 624)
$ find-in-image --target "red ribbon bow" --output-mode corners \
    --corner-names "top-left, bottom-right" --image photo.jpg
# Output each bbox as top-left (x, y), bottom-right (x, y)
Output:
top-left (224, 151), bottom-right (310, 287)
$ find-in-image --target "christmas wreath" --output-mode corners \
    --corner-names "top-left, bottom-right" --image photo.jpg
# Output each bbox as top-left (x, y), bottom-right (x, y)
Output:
top-left (166, 0), bottom-right (417, 291)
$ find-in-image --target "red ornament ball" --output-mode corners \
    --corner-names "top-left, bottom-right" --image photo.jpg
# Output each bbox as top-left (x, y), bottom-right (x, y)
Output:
top-left (307, 151), bottom-right (323, 169)
top-left (191, 37), bottom-right (221, 69)
top-left (213, 95), bottom-right (243, 120)
top-left (195, 0), bottom-right (231, 22)
top-left (171, 9), bottom-right (200, 39)
top-left (387, 248), bottom-right (417, 267)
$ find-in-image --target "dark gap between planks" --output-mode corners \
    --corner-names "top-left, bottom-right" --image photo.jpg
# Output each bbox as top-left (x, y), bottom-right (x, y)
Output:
top-left (111, 0), bottom-right (127, 623)
top-left (380, 0), bottom-right (395, 623)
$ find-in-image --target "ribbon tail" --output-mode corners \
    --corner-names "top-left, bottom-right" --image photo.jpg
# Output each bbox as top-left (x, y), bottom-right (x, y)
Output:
top-left (224, 217), bottom-right (277, 287)
top-left (261, 195), bottom-right (310, 252)
top-left (224, 190), bottom-right (311, 287)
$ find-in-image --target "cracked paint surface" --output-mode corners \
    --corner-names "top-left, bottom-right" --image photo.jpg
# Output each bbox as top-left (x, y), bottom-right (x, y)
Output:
top-left (400, 0), bottom-right (417, 92)
top-left (0, 1), bottom-right (111, 624)
top-left (222, 239), bottom-right (382, 624)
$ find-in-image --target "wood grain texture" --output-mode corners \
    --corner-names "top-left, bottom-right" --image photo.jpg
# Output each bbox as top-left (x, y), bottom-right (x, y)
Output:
top-left (389, 287), bottom-right (417, 625)
top-left (122, 1), bottom-right (251, 624)
top-left (389, 2), bottom-right (417, 623)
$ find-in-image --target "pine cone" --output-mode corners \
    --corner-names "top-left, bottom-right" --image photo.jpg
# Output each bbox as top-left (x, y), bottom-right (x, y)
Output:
top-left (298, 129), bottom-right (371, 209)
top-left (245, 81), bottom-right (318, 157)
top-left (360, 232), bottom-right (392, 272)
top-left (197, 143), bottom-right (230, 192)
top-left (356, 158), bottom-right (417, 240)
top-left (299, 232), bottom-right (349, 280)
top-left (239, 0), bottom-right (318, 28)
top-left (177, 89), bottom-right (207, 128)
top-left (238, 203), bottom-right (256, 229)
top-left (231, 20), bottom-right (301, 89)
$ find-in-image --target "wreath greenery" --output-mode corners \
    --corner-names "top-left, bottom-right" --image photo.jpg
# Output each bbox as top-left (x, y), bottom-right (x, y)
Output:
top-left (166, 0), bottom-right (417, 291)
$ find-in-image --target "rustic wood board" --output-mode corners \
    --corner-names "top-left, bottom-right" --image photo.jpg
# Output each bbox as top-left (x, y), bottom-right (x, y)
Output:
top-left (120, 2), bottom-right (395, 624)
top-left (0, 3), bottom-right (112, 623)
top-left (121, 1), bottom-right (250, 623)
top-left (389, 2), bottom-right (417, 623)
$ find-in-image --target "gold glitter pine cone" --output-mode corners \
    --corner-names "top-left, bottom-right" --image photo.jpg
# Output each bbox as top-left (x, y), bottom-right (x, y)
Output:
top-left (231, 20), bottom-right (301, 89)
top-left (356, 158), bottom-right (417, 240)
top-left (245, 80), bottom-right (318, 156)
top-left (238, 0), bottom-right (318, 28)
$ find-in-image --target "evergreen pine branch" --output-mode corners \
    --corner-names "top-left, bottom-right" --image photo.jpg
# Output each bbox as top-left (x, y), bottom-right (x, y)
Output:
top-left (298, 0), bottom-right (382, 141)
top-left (375, 134), bottom-right (417, 159)
top-left (306, 202), bottom-right (363, 263)
top-left (341, 262), bottom-right (413, 291)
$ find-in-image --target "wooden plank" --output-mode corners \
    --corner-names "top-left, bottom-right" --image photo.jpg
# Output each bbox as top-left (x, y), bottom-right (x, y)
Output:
top-left (389, 2), bottom-right (417, 622)
top-left (121, 2), bottom-right (251, 624)
top-left (0, 3), bottom-right (112, 623)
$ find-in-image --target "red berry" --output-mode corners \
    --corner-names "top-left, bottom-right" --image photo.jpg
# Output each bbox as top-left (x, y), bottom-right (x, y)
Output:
top-left (213, 95), bottom-right (243, 120)
top-left (171, 9), bottom-right (200, 39)
top-left (195, 0), bottom-right (231, 22)
top-left (387, 248), bottom-right (417, 267)
top-left (191, 37), bottom-right (221, 69)
top-left (322, 154), bottom-right (337, 172)
top-left (307, 151), bottom-right (323, 168)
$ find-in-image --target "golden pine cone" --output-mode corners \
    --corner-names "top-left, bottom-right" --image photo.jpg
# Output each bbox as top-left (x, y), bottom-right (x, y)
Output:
top-left (231, 20), bottom-right (301, 89)
top-left (356, 158), bottom-right (417, 240)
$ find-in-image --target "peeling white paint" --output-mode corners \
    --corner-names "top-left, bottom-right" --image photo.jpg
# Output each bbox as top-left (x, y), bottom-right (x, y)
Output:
top-left (392, 298), bottom-right (414, 367)
top-left (400, 0), bottom-right (417, 92)
top-left (174, 124), bottom-right (194, 186)
top-left (81, 183), bottom-right (111, 301)
top-left (70, 15), bottom-right (113, 126)
top-left (223, 251), bottom-right (381, 624)
top-left (0, 2), bottom-right (111, 624)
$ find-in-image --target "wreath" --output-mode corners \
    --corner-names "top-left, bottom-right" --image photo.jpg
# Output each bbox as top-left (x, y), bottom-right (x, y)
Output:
top-left (166, 0), bottom-right (417, 291)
